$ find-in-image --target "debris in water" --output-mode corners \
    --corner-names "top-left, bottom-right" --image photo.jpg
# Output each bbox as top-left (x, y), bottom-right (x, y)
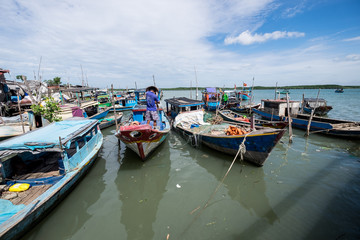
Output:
top-left (206, 221), bottom-right (216, 226)
top-left (202, 154), bottom-right (208, 158)
top-left (176, 184), bottom-right (181, 188)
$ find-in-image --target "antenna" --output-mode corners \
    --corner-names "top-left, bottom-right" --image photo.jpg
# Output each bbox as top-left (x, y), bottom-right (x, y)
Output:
top-left (153, 75), bottom-right (156, 86)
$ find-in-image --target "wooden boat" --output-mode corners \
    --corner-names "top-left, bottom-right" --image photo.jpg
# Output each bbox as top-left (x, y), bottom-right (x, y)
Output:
top-left (115, 105), bottom-right (170, 160)
top-left (0, 114), bottom-right (30, 141)
top-left (61, 105), bottom-right (122, 130)
top-left (202, 88), bottom-right (221, 111)
top-left (97, 112), bottom-right (123, 130)
top-left (229, 103), bottom-right (260, 113)
top-left (219, 110), bottom-right (287, 129)
top-left (164, 97), bottom-right (286, 166)
top-left (239, 83), bottom-right (252, 100)
top-left (0, 118), bottom-right (103, 239)
top-left (302, 98), bottom-right (333, 116)
top-left (253, 99), bottom-right (360, 138)
top-left (335, 89), bottom-right (344, 93)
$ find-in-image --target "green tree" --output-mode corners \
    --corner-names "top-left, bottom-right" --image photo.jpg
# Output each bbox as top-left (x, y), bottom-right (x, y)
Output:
top-left (44, 77), bottom-right (62, 86)
top-left (31, 97), bottom-right (62, 122)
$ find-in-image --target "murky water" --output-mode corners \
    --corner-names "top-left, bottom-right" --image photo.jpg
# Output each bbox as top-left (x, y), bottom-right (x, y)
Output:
top-left (23, 89), bottom-right (360, 240)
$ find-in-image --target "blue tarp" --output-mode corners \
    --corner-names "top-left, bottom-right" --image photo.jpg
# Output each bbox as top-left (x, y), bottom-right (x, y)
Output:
top-left (206, 87), bottom-right (216, 93)
top-left (0, 199), bottom-right (25, 225)
top-left (0, 118), bottom-right (97, 151)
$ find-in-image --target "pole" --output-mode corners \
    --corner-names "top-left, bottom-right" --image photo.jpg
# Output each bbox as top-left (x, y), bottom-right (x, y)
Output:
top-left (305, 89), bottom-right (320, 136)
top-left (301, 93), bottom-right (305, 114)
top-left (194, 66), bottom-right (198, 100)
top-left (286, 93), bottom-right (293, 143)
top-left (153, 75), bottom-right (156, 87)
top-left (190, 79), bottom-right (192, 99)
top-left (111, 84), bottom-right (119, 131)
top-left (17, 90), bottom-right (25, 133)
top-left (274, 82), bottom-right (278, 100)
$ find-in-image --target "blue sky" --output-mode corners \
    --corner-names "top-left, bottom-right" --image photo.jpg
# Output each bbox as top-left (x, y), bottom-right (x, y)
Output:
top-left (0, 0), bottom-right (359, 88)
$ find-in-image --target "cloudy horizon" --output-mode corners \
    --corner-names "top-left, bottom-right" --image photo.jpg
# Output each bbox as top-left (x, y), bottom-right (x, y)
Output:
top-left (1, 0), bottom-right (359, 88)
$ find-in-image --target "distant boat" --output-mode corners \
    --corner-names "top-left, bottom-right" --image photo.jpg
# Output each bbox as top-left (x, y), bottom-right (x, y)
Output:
top-left (239, 83), bottom-right (253, 100)
top-left (115, 104), bottom-right (170, 160)
top-left (276, 89), bottom-right (290, 94)
top-left (253, 99), bottom-right (360, 138)
top-left (0, 113), bottom-right (30, 141)
top-left (219, 110), bottom-right (287, 129)
top-left (302, 98), bottom-right (333, 116)
top-left (202, 87), bottom-right (221, 111)
top-left (164, 97), bottom-right (286, 166)
top-left (335, 88), bottom-right (344, 93)
top-left (0, 118), bottom-right (103, 239)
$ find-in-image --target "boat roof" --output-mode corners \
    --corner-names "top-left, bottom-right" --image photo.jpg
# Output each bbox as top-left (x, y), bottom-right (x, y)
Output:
top-left (204, 87), bottom-right (216, 93)
top-left (0, 118), bottom-right (98, 154)
top-left (261, 99), bottom-right (300, 103)
top-left (165, 97), bottom-right (204, 107)
top-left (304, 98), bottom-right (326, 102)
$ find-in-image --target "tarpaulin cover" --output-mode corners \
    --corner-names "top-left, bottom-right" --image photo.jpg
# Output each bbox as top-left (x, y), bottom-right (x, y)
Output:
top-left (173, 110), bottom-right (209, 129)
top-left (206, 87), bottom-right (216, 93)
top-left (0, 199), bottom-right (25, 225)
top-left (0, 118), bottom-right (97, 151)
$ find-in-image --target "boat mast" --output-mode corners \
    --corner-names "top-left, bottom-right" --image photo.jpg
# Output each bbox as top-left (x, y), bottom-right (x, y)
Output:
top-left (194, 66), bottom-right (198, 100)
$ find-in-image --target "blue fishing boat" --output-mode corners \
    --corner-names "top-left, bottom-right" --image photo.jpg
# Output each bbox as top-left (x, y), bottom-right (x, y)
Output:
top-left (0, 118), bottom-right (103, 239)
top-left (335, 88), bottom-right (344, 93)
top-left (202, 87), bottom-right (221, 111)
top-left (112, 91), bottom-right (137, 111)
top-left (253, 99), bottom-right (360, 138)
top-left (165, 97), bottom-right (286, 166)
top-left (239, 83), bottom-right (252, 100)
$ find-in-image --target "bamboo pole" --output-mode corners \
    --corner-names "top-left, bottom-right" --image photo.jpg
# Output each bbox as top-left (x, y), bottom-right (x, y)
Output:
top-left (274, 82), bottom-right (278, 100)
top-left (111, 84), bottom-right (119, 131)
top-left (286, 93), bottom-right (293, 143)
top-left (17, 90), bottom-right (25, 133)
top-left (305, 89), bottom-right (320, 136)
top-left (301, 93), bottom-right (305, 114)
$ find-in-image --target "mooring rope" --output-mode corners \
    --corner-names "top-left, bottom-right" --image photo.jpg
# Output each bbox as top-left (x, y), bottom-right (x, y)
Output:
top-left (176, 133), bottom-right (249, 239)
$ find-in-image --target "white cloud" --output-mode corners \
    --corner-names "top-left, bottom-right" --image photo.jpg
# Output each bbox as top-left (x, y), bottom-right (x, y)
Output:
top-left (0, 0), bottom-right (358, 88)
top-left (224, 30), bottom-right (305, 45)
top-left (345, 54), bottom-right (360, 61)
top-left (343, 36), bottom-right (360, 42)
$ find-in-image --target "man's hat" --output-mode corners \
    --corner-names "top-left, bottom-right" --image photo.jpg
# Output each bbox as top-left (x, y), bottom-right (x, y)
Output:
top-left (146, 86), bottom-right (159, 93)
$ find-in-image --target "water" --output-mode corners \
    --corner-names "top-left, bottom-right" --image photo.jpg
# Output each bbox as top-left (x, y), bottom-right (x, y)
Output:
top-left (23, 89), bottom-right (360, 240)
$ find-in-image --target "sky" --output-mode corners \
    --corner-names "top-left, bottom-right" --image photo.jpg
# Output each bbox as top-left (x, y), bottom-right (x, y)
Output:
top-left (0, 0), bottom-right (359, 89)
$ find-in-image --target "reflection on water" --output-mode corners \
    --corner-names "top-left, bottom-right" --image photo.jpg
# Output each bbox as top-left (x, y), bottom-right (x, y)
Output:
top-left (20, 89), bottom-right (360, 240)
top-left (116, 139), bottom-right (171, 240)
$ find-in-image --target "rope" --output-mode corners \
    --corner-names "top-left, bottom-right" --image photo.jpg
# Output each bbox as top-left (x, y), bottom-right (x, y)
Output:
top-left (178, 133), bottom-right (249, 239)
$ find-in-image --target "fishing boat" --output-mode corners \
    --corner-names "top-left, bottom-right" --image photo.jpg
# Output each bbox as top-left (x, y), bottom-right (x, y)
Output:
top-left (0, 114), bottom-right (30, 141)
top-left (165, 97), bottom-right (286, 166)
top-left (239, 83), bottom-right (252, 100)
top-left (202, 88), bottom-right (221, 111)
top-left (68, 107), bottom-right (122, 130)
top-left (335, 88), bottom-right (344, 93)
top-left (229, 103), bottom-right (261, 113)
top-left (219, 110), bottom-right (287, 129)
top-left (302, 98), bottom-right (333, 116)
top-left (253, 99), bottom-right (360, 138)
top-left (115, 105), bottom-right (170, 160)
top-left (0, 118), bottom-right (103, 239)
top-left (111, 91), bottom-right (137, 111)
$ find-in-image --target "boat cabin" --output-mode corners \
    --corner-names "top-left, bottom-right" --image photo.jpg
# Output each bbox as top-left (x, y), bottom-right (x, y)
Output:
top-left (131, 105), bottom-right (166, 130)
top-left (260, 99), bottom-right (301, 117)
top-left (165, 97), bottom-right (204, 119)
top-left (303, 98), bottom-right (327, 109)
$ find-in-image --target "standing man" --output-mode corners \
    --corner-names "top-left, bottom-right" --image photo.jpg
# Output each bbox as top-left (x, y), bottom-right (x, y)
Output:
top-left (145, 86), bottom-right (160, 128)
top-left (222, 91), bottom-right (228, 106)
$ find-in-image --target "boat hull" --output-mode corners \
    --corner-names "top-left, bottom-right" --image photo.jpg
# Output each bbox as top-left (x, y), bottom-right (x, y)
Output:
top-left (0, 130), bottom-right (103, 240)
top-left (253, 108), bottom-right (360, 138)
top-left (116, 125), bottom-right (169, 160)
top-left (176, 125), bottom-right (285, 166)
